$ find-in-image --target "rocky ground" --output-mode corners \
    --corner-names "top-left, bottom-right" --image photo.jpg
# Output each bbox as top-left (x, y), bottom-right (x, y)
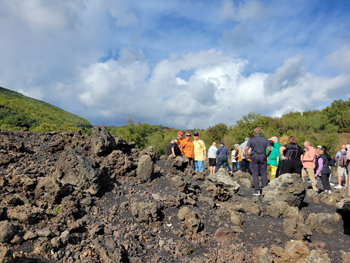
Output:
top-left (0, 126), bottom-right (350, 263)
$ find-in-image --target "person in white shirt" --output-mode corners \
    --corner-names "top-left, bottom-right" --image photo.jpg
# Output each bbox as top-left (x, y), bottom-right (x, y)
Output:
top-left (231, 147), bottom-right (237, 173)
top-left (208, 142), bottom-right (217, 174)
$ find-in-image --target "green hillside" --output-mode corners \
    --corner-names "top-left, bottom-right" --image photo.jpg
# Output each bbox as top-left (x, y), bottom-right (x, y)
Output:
top-left (0, 87), bottom-right (91, 132)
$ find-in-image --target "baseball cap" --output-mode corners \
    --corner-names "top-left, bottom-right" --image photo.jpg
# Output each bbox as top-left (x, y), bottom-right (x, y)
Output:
top-left (317, 145), bottom-right (322, 149)
top-left (269, 136), bottom-right (278, 142)
top-left (177, 131), bottom-right (183, 135)
top-left (193, 132), bottom-right (199, 136)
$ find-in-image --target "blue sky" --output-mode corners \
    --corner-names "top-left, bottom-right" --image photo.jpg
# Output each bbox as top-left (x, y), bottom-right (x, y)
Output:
top-left (0, 0), bottom-right (349, 129)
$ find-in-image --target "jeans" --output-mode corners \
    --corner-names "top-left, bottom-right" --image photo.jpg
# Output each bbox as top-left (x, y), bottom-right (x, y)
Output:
top-left (241, 159), bottom-right (250, 173)
top-left (232, 162), bottom-right (237, 173)
top-left (215, 156), bottom-right (228, 173)
top-left (194, 161), bottom-right (204, 172)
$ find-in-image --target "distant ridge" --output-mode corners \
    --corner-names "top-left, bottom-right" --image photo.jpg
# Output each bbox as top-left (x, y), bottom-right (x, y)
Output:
top-left (0, 86), bottom-right (91, 132)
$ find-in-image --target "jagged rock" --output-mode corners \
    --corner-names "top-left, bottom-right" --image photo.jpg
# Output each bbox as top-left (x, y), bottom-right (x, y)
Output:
top-left (305, 213), bottom-right (341, 234)
top-left (115, 137), bottom-right (134, 153)
top-left (0, 246), bottom-right (14, 263)
top-left (34, 176), bottom-right (66, 204)
top-left (136, 155), bottom-right (153, 183)
top-left (342, 252), bottom-right (350, 263)
top-left (101, 150), bottom-right (135, 178)
top-left (232, 171), bottom-right (254, 188)
top-left (305, 250), bottom-right (330, 263)
top-left (172, 156), bottom-right (188, 171)
top-left (262, 173), bottom-right (306, 207)
top-left (207, 169), bottom-right (240, 193)
top-left (6, 205), bottom-right (44, 224)
top-left (131, 202), bottom-right (162, 227)
top-left (0, 153), bottom-right (13, 166)
top-left (8, 174), bottom-right (36, 193)
top-left (283, 218), bottom-right (312, 240)
top-left (139, 146), bottom-right (156, 160)
top-left (252, 247), bottom-right (273, 263)
top-left (284, 240), bottom-right (310, 261)
top-left (215, 227), bottom-right (235, 246)
top-left (0, 221), bottom-right (16, 243)
top-left (92, 236), bottom-right (129, 263)
top-left (265, 201), bottom-right (304, 221)
top-left (91, 125), bottom-right (117, 156)
top-left (53, 147), bottom-right (102, 194)
top-left (270, 246), bottom-right (291, 262)
top-left (230, 212), bottom-right (243, 226)
top-left (178, 207), bottom-right (203, 233)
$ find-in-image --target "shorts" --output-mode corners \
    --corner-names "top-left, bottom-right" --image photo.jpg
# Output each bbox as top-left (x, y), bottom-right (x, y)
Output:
top-left (209, 158), bottom-right (216, 166)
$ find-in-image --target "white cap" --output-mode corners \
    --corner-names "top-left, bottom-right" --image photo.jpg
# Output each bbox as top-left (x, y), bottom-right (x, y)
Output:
top-left (317, 145), bottom-right (322, 148)
top-left (269, 136), bottom-right (278, 142)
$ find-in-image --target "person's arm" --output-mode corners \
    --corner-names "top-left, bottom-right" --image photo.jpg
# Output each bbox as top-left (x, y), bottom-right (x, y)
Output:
top-left (315, 158), bottom-right (323, 176)
top-left (276, 156), bottom-right (280, 167)
top-left (279, 146), bottom-right (287, 160)
top-left (266, 146), bottom-right (271, 157)
top-left (203, 149), bottom-right (207, 161)
top-left (245, 146), bottom-right (250, 161)
top-left (171, 147), bottom-right (176, 157)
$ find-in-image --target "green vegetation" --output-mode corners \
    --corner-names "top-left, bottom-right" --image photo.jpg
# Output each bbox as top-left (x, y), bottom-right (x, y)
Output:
top-left (109, 99), bottom-right (350, 158)
top-left (0, 87), bottom-right (91, 132)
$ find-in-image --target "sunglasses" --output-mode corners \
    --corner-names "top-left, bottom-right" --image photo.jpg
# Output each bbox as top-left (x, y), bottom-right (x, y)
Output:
top-left (186, 135), bottom-right (191, 137)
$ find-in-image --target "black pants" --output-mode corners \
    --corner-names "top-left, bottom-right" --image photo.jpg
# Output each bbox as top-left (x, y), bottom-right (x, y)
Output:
top-left (280, 160), bottom-right (302, 175)
top-left (241, 159), bottom-right (251, 173)
top-left (250, 154), bottom-right (268, 190)
top-left (321, 173), bottom-right (331, 191)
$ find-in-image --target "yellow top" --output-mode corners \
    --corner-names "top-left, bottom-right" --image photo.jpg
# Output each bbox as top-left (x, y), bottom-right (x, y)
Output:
top-left (193, 139), bottom-right (206, 161)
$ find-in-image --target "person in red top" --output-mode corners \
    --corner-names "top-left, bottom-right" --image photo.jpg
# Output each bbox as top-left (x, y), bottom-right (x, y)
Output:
top-left (301, 141), bottom-right (318, 192)
top-left (181, 131), bottom-right (194, 166)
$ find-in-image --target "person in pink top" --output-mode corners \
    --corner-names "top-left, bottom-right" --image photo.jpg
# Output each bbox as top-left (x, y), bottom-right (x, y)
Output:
top-left (301, 141), bottom-right (318, 192)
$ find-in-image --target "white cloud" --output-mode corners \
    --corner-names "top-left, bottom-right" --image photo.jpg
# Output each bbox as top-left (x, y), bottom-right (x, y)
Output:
top-left (220, 0), bottom-right (272, 22)
top-left (264, 55), bottom-right (305, 95)
top-left (328, 45), bottom-right (350, 74)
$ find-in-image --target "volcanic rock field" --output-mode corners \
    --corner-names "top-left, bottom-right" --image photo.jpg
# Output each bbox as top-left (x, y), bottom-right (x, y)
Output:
top-left (0, 125), bottom-right (349, 262)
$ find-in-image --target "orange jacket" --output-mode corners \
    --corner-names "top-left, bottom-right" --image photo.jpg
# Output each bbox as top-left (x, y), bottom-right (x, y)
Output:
top-left (181, 139), bottom-right (194, 158)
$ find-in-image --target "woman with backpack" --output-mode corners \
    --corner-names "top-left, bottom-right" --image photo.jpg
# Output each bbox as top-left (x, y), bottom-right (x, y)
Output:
top-left (315, 148), bottom-right (332, 193)
top-left (279, 136), bottom-right (303, 175)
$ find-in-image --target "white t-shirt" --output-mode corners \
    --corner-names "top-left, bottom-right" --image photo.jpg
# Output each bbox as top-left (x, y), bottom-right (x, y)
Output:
top-left (208, 146), bottom-right (217, 158)
top-left (231, 150), bottom-right (236, 162)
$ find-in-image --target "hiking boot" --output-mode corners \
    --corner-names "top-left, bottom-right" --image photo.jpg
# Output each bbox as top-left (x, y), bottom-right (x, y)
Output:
top-left (253, 190), bottom-right (261, 196)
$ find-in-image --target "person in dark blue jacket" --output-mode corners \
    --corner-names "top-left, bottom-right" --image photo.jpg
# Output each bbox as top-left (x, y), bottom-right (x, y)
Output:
top-left (215, 141), bottom-right (229, 173)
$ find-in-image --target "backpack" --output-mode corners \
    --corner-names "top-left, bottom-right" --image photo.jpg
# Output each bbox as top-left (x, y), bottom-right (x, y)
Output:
top-left (284, 144), bottom-right (298, 160)
top-left (339, 150), bottom-right (347, 167)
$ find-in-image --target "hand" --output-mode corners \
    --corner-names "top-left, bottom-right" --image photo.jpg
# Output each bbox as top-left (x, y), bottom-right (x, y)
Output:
top-left (282, 156), bottom-right (287, 160)
top-left (247, 158), bottom-right (252, 162)
top-left (204, 156), bottom-right (207, 161)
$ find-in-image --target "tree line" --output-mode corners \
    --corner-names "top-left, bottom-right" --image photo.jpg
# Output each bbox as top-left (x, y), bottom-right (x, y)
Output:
top-left (108, 99), bottom-right (350, 158)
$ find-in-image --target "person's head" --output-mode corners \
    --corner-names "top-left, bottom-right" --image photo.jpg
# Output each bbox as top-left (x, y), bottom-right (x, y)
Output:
top-left (173, 138), bottom-right (178, 143)
top-left (269, 136), bottom-right (278, 143)
top-left (321, 146), bottom-right (327, 153)
top-left (269, 140), bottom-right (274, 147)
top-left (341, 144), bottom-right (346, 150)
top-left (234, 143), bottom-right (239, 149)
top-left (185, 132), bottom-right (191, 140)
top-left (253, 127), bottom-right (262, 136)
top-left (212, 142), bottom-right (216, 146)
top-left (245, 137), bottom-right (250, 141)
top-left (193, 132), bottom-right (199, 140)
top-left (287, 136), bottom-right (297, 145)
top-left (220, 141), bottom-right (224, 146)
top-left (304, 141), bottom-right (311, 149)
top-left (177, 131), bottom-right (183, 139)
top-left (316, 148), bottom-right (324, 156)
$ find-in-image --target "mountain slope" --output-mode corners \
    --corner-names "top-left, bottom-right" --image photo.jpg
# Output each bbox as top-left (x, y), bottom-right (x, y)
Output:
top-left (0, 87), bottom-right (91, 132)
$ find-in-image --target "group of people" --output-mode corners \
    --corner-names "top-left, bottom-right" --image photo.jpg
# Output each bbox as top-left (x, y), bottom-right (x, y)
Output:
top-left (167, 131), bottom-right (207, 172)
top-left (168, 128), bottom-right (350, 196)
